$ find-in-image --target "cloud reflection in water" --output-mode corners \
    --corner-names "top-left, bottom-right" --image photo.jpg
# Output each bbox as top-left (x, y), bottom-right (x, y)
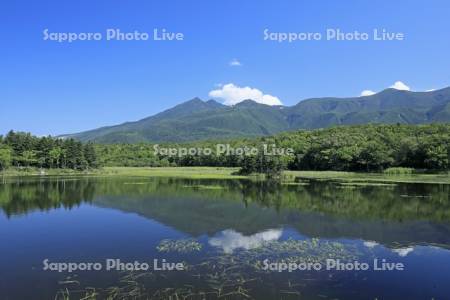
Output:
top-left (209, 229), bottom-right (283, 253)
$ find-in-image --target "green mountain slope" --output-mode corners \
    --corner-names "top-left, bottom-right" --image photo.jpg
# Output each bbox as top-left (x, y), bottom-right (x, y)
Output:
top-left (285, 88), bottom-right (450, 128)
top-left (62, 87), bottom-right (450, 143)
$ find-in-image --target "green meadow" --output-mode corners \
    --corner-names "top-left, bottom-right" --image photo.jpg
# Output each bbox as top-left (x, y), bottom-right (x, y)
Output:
top-left (2, 166), bottom-right (448, 184)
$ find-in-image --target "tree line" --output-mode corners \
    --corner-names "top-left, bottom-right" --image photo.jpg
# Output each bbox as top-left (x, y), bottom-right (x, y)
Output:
top-left (1, 124), bottom-right (449, 173)
top-left (95, 124), bottom-right (450, 173)
top-left (0, 131), bottom-right (97, 170)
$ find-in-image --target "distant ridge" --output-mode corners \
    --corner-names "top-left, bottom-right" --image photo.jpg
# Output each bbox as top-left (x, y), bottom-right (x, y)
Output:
top-left (61, 87), bottom-right (450, 143)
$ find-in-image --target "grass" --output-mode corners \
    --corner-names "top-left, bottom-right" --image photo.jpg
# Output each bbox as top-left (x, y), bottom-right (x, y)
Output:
top-left (101, 167), bottom-right (450, 184)
top-left (383, 167), bottom-right (415, 175)
top-left (0, 166), bottom-right (244, 179)
top-left (0, 168), bottom-right (92, 177)
top-left (99, 167), bottom-right (246, 179)
top-left (284, 170), bottom-right (450, 184)
top-left (1, 167), bottom-right (448, 184)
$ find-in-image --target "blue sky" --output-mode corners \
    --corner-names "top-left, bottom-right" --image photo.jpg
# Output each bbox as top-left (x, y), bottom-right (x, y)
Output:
top-left (1, 0), bottom-right (450, 136)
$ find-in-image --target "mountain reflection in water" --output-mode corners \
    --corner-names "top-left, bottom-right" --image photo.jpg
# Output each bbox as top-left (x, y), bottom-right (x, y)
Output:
top-left (1, 176), bottom-right (449, 249)
top-left (1, 176), bottom-right (450, 299)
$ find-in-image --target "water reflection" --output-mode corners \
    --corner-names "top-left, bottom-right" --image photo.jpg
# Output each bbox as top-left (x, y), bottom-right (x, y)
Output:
top-left (1, 176), bottom-right (450, 249)
top-left (363, 240), bottom-right (415, 257)
top-left (209, 229), bottom-right (283, 253)
top-left (1, 176), bottom-right (450, 299)
top-left (392, 247), bottom-right (415, 257)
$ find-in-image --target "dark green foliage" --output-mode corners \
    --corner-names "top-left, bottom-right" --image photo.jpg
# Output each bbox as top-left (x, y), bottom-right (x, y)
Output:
top-left (238, 155), bottom-right (257, 175)
top-left (1, 124), bottom-right (448, 173)
top-left (0, 131), bottom-right (98, 170)
top-left (84, 142), bottom-right (98, 168)
top-left (237, 150), bottom-right (286, 178)
top-left (280, 124), bottom-right (449, 171)
top-left (93, 124), bottom-right (450, 172)
top-left (64, 139), bottom-right (87, 169)
top-left (95, 143), bottom-right (172, 167)
top-left (0, 146), bottom-right (12, 170)
top-left (63, 87), bottom-right (450, 143)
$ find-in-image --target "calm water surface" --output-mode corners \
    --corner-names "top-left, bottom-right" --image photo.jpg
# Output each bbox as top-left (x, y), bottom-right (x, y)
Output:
top-left (0, 176), bottom-right (449, 299)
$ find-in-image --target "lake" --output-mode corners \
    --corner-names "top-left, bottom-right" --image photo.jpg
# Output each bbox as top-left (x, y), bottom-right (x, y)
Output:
top-left (0, 176), bottom-right (449, 299)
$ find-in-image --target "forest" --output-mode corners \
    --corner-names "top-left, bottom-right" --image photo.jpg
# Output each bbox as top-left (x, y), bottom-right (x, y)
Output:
top-left (94, 124), bottom-right (450, 173)
top-left (0, 131), bottom-right (97, 170)
top-left (0, 124), bottom-right (449, 173)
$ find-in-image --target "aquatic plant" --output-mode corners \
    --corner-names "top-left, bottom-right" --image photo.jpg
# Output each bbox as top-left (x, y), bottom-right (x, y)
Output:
top-left (182, 185), bottom-right (224, 190)
top-left (156, 238), bottom-right (202, 253)
top-left (56, 237), bottom-right (367, 299)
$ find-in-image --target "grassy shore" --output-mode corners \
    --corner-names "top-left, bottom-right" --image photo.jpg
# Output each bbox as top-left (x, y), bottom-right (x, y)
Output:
top-left (0, 167), bottom-right (245, 180)
top-left (284, 170), bottom-right (450, 184)
top-left (1, 167), bottom-right (449, 184)
top-left (99, 167), bottom-right (246, 179)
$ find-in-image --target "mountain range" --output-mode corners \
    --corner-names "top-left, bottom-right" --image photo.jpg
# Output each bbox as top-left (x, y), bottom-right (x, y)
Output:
top-left (62, 87), bottom-right (450, 143)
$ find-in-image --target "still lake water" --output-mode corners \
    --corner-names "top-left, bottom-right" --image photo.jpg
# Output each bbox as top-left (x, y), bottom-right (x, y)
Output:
top-left (0, 176), bottom-right (449, 300)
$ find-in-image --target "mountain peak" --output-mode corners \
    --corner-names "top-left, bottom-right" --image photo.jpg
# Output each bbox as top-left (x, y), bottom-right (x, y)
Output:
top-left (205, 99), bottom-right (225, 108)
top-left (62, 88), bottom-right (450, 143)
top-left (141, 97), bottom-right (213, 122)
top-left (234, 99), bottom-right (261, 107)
top-left (184, 97), bottom-right (204, 104)
top-left (378, 88), bottom-right (411, 94)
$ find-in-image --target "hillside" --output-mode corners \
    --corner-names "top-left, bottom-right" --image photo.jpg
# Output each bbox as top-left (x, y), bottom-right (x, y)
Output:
top-left (62, 87), bottom-right (450, 143)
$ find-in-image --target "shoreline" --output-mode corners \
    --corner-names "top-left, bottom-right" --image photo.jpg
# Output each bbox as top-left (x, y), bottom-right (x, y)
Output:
top-left (1, 167), bottom-right (449, 184)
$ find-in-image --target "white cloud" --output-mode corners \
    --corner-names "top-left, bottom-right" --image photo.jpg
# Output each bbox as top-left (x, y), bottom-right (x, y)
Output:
top-left (359, 81), bottom-right (411, 97)
top-left (209, 83), bottom-right (282, 106)
top-left (229, 58), bottom-right (242, 66)
top-left (209, 229), bottom-right (282, 254)
top-left (360, 90), bottom-right (376, 97)
top-left (426, 89), bottom-right (436, 92)
top-left (390, 81), bottom-right (410, 91)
